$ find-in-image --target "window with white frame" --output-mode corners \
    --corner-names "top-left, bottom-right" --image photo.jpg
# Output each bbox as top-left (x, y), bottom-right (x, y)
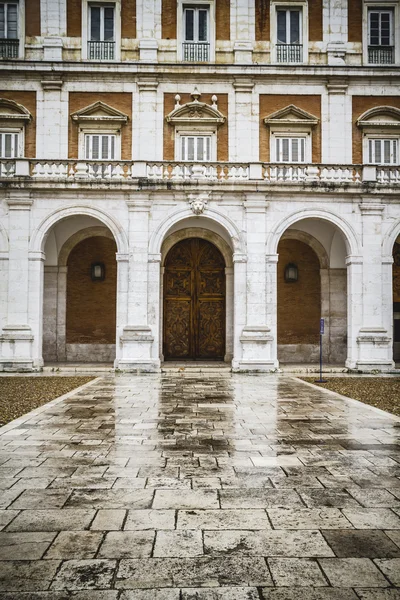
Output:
top-left (0, 129), bottom-right (21, 157)
top-left (273, 135), bottom-right (308, 163)
top-left (180, 134), bottom-right (212, 161)
top-left (84, 133), bottom-right (116, 160)
top-left (182, 5), bottom-right (210, 61)
top-left (0, 1), bottom-right (19, 58)
top-left (367, 137), bottom-right (398, 165)
top-left (88, 4), bottom-right (115, 60)
top-left (276, 7), bottom-right (302, 62)
top-left (368, 7), bottom-right (395, 63)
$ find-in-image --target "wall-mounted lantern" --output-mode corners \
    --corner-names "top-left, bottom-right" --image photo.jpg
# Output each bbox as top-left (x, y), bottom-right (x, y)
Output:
top-left (284, 263), bottom-right (298, 283)
top-left (91, 262), bottom-right (105, 281)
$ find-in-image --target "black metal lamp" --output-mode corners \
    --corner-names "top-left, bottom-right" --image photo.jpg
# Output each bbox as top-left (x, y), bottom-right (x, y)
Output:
top-left (91, 262), bottom-right (105, 281)
top-left (284, 263), bottom-right (298, 283)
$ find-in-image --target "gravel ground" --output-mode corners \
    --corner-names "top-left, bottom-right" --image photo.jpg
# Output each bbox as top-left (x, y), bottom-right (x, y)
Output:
top-left (302, 376), bottom-right (400, 417)
top-left (0, 377), bottom-right (94, 427)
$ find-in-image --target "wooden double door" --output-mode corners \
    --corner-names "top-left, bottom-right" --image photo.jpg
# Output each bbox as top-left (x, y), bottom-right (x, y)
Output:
top-left (163, 238), bottom-right (226, 360)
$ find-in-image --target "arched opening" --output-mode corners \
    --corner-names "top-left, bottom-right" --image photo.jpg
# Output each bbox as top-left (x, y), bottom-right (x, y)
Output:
top-left (42, 216), bottom-right (118, 364)
top-left (163, 237), bottom-right (226, 361)
top-left (276, 219), bottom-right (348, 365)
top-left (393, 235), bottom-right (400, 364)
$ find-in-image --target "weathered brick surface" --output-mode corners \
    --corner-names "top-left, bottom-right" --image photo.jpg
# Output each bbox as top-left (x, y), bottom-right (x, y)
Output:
top-left (67, 0), bottom-right (82, 37)
top-left (25, 0), bottom-right (41, 37)
top-left (255, 0), bottom-right (270, 41)
top-left (352, 96), bottom-right (400, 164)
top-left (277, 239), bottom-right (320, 345)
top-left (259, 95), bottom-right (321, 162)
top-left (163, 93), bottom-right (229, 161)
top-left (66, 236), bottom-right (117, 344)
top-left (68, 92), bottom-right (133, 159)
top-left (0, 91), bottom-right (36, 157)
top-left (216, 0), bottom-right (230, 41)
top-left (122, 0), bottom-right (137, 39)
top-left (348, 0), bottom-right (362, 43)
top-left (309, 0), bottom-right (323, 42)
top-left (162, 0), bottom-right (177, 39)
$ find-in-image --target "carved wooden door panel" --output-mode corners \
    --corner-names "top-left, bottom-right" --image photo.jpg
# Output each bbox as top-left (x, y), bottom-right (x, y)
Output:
top-left (163, 238), bottom-right (225, 360)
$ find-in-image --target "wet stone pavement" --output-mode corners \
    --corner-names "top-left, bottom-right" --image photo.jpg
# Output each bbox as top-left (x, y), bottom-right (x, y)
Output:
top-left (0, 374), bottom-right (399, 599)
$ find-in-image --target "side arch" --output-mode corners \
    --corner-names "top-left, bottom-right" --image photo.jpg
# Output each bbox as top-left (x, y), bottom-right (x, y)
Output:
top-left (30, 205), bottom-right (129, 255)
top-left (383, 220), bottom-right (400, 256)
top-left (266, 208), bottom-right (360, 257)
top-left (58, 226), bottom-right (114, 267)
top-left (280, 229), bottom-right (329, 269)
top-left (161, 227), bottom-right (233, 267)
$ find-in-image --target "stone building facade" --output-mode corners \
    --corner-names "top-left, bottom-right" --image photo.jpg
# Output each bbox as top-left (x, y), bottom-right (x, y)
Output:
top-left (0, 0), bottom-right (399, 372)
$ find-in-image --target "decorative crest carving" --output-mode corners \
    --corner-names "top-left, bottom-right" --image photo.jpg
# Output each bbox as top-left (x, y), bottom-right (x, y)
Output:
top-left (188, 192), bottom-right (209, 215)
top-left (166, 89), bottom-right (226, 126)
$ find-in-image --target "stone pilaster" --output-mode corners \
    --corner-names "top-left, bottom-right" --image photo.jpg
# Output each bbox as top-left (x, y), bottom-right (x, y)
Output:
top-left (40, 0), bottom-right (66, 60)
top-left (232, 0), bottom-right (254, 63)
top-left (135, 80), bottom-right (160, 162)
top-left (37, 79), bottom-right (66, 160)
top-left (233, 80), bottom-right (257, 162)
top-left (136, 0), bottom-right (160, 61)
top-left (323, 0), bottom-right (348, 64)
top-left (323, 81), bottom-right (351, 164)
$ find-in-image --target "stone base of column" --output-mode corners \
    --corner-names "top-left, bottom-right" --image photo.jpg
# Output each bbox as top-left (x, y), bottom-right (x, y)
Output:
top-left (139, 39), bottom-right (158, 62)
top-left (233, 326), bottom-right (279, 372)
top-left (0, 325), bottom-right (37, 372)
top-left (349, 328), bottom-right (395, 372)
top-left (115, 325), bottom-right (160, 372)
top-left (233, 41), bottom-right (253, 64)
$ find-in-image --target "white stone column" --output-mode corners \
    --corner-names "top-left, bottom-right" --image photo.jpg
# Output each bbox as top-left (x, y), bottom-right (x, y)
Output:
top-left (148, 254), bottom-right (162, 363)
top-left (232, 80), bottom-right (257, 162)
top-left (28, 251), bottom-right (45, 369)
top-left (231, 0), bottom-right (254, 63)
top-left (323, 82), bottom-right (352, 164)
top-left (382, 255), bottom-right (395, 361)
top-left (115, 253), bottom-right (129, 367)
top-left (354, 202), bottom-right (393, 370)
top-left (42, 265), bottom-right (58, 362)
top-left (133, 80), bottom-right (161, 164)
top-left (136, 0), bottom-right (160, 61)
top-left (41, 0), bottom-right (66, 60)
top-left (265, 253), bottom-right (279, 369)
top-left (345, 255), bottom-right (363, 369)
top-left (0, 192), bottom-right (34, 371)
top-left (56, 266), bottom-right (68, 361)
top-left (117, 196), bottom-right (158, 371)
top-left (323, 0), bottom-right (348, 64)
top-left (37, 79), bottom-right (67, 160)
top-left (232, 253), bottom-right (247, 371)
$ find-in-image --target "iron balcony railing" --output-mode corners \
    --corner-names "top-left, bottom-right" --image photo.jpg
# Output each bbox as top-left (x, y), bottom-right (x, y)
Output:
top-left (0, 38), bottom-right (19, 59)
top-left (182, 42), bottom-right (210, 62)
top-left (368, 46), bottom-right (395, 64)
top-left (276, 44), bottom-right (303, 63)
top-left (88, 40), bottom-right (115, 60)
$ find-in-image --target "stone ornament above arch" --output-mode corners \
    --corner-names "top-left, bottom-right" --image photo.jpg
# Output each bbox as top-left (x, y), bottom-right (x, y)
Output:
top-left (149, 205), bottom-right (246, 257)
top-left (30, 205), bottom-right (129, 256)
top-left (280, 229), bottom-right (329, 269)
top-left (357, 106), bottom-right (400, 129)
top-left (263, 104), bottom-right (319, 127)
top-left (161, 227), bottom-right (233, 268)
top-left (58, 226), bottom-right (114, 267)
top-left (71, 101), bottom-right (129, 124)
top-left (0, 98), bottom-right (32, 123)
top-left (166, 88), bottom-right (226, 127)
top-left (266, 208), bottom-right (360, 257)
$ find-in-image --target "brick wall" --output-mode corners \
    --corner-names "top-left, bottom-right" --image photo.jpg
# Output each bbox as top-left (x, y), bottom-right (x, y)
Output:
top-left (216, 0), bottom-right (230, 40)
top-left (259, 95), bottom-right (321, 162)
top-left (0, 91), bottom-right (36, 157)
top-left (66, 236), bottom-right (117, 344)
top-left (67, 0), bottom-right (81, 37)
top-left (162, 0), bottom-right (230, 40)
top-left (25, 0), bottom-right (41, 36)
top-left (122, 0), bottom-right (136, 38)
top-left (162, 0), bottom-right (177, 39)
top-left (309, 0), bottom-right (323, 42)
top-left (68, 92), bottom-right (133, 159)
top-left (348, 0), bottom-right (362, 43)
top-left (255, 0), bottom-right (270, 41)
top-left (277, 239), bottom-right (321, 345)
top-left (163, 93), bottom-right (229, 161)
top-left (352, 96), bottom-right (400, 164)
top-left (255, 0), bottom-right (322, 41)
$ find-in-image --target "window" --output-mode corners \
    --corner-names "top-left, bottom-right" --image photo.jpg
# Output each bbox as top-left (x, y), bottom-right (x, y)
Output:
top-left (182, 5), bottom-right (210, 61)
top-left (275, 136), bottom-right (306, 163)
top-left (180, 135), bottom-right (211, 161)
top-left (0, 2), bottom-right (19, 58)
top-left (276, 7), bottom-right (302, 62)
top-left (367, 138), bottom-right (398, 165)
top-left (0, 130), bottom-right (20, 157)
top-left (84, 134), bottom-right (116, 160)
top-left (368, 8), bottom-right (394, 63)
top-left (88, 4), bottom-right (115, 60)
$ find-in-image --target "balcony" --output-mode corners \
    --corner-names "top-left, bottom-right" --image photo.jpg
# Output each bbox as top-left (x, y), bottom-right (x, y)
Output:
top-left (0, 38), bottom-right (19, 59)
top-left (88, 41), bottom-right (115, 60)
top-left (1, 159), bottom-right (400, 188)
top-left (368, 46), bottom-right (395, 64)
top-left (276, 44), bottom-right (302, 63)
top-left (182, 42), bottom-right (210, 62)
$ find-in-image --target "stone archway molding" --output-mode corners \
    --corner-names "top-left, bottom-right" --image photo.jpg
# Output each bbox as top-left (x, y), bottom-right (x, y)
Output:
top-left (161, 227), bottom-right (233, 267)
top-left (58, 226), bottom-right (114, 267)
top-left (383, 220), bottom-right (400, 257)
top-left (267, 208), bottom-right (360, 257)
top-left (30, 205), bottom-right (129, 255)
top-left (280, 229), bottom-right (329, 269)
top-left (0, 221), bottom-right (8, 254)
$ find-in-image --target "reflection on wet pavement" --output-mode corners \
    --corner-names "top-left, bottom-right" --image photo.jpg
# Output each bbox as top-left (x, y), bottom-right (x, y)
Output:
top-left (0, 373), bottom-right (399, 598)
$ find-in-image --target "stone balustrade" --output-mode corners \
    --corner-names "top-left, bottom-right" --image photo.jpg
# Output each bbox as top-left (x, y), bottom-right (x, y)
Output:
top-left (0, 159), bottom-right (396, 186)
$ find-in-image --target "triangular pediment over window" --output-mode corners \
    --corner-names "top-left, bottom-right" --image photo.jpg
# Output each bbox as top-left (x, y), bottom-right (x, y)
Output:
top-left (357, 106), bottom-right (400, 129)
top-left (71, 101), bottom-right (129, 123)
top-left (264, 104), bottom-right (319, 127)
top-left (166, 90), bottom-right (226, 126)
top-left (0, 98), bottom-right (32, 122)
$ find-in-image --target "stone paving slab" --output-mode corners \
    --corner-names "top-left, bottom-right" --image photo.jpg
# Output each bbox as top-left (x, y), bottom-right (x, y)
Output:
top-left (0, 373), bottom-right (399, 596)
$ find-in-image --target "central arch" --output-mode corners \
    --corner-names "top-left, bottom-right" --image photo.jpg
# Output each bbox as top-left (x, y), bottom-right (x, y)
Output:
top-left (163, 237), bottom-right (226, 360)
